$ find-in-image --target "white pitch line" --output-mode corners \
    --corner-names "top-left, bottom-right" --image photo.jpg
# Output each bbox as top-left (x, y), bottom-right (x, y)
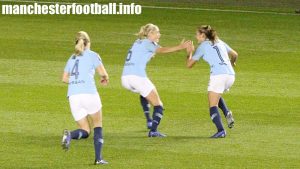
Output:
top-left (0, 0), bottom-right (299, 16)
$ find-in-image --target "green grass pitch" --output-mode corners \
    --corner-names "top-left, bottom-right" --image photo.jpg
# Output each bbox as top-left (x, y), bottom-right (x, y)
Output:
top-left (0, 0), bottom-right (299, 168)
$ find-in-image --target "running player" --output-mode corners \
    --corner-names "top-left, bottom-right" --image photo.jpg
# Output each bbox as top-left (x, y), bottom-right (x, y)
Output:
top-left (61, 31), bottom-right (109, 164)
top-left (186, 25), bottom-right (238, 138)
top-left (121, 23), bottom-right (192, 137)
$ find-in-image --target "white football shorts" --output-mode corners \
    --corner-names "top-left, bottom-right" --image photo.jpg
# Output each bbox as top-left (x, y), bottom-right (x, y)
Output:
top-left (121, 75), bottom-right (155, 97)
top-left (208, 74), bottom-right (235, 94)
top-left (69, 93), bottom-right (102, 121)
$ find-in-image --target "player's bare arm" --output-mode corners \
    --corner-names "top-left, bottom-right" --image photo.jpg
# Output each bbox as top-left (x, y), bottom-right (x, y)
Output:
top-left (62, 72), bottom-right (69, 84)
top-left (228, 50), bottom-right (238, 67)
top-left (156, 40), bottom-right (192, 54)
top-left (186, 41), bottom-right (196, 68)
top-left (96, 65), bottom-right (109, 85)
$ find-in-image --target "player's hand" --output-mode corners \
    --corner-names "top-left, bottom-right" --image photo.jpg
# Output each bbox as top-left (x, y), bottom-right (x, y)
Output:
top-left (230, 57), bottom-right (237, 67)
top-left (180, 39), bottom-right (192, 49)
top-left (186, 41), bottom-right (194, 54)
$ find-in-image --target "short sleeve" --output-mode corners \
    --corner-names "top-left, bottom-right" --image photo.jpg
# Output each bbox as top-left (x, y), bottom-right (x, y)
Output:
top-left (145, 41), bottom-right (160, 53)
top-left (223, 42), bottom-right (233, 52)
top-left (92, 54), bottom-right (103, 69)
top-left (192, 45), bottom-right (205, 61)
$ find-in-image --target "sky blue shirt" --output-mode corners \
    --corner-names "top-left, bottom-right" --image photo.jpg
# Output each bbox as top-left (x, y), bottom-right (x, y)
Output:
top-left (192, 39), bottom-right (235, 75)
top-left (64, 49), bottom-right (103, 97)
top-left (122, 39), bottom-right (160, 77)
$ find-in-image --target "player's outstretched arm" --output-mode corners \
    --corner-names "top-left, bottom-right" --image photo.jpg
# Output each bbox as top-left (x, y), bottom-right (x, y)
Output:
top-left (228, 50), bottom-right (238, 67)
top-left (186, 42), bottom-right (196, 68)
top-left (62, 72), bottom-right (69, 84)
top-left (96, 65), bottom-right (109, 86)
top-left (155, 40), bottom-right (192, 54)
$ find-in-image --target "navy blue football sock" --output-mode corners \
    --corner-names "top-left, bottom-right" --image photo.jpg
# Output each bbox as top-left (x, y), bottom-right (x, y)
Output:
top-left (150, 106), bottom-right (163, 132)
top-left (94, 127), bottom-right (103, 161)
top-left (140, 95), bottom-right (151, 122)
top-left (218, 97), bottom-right (230, 117)
top-left (210, 106), bottom-right (224, 132)
top-left (70, 129), bottom-right (89, 139)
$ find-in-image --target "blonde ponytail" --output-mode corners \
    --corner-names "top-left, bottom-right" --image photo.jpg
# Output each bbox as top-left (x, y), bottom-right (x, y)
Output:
top-left (74, 31), bottom-right (90, 56)
top-left (75, 39), bottom-right (85, 56)
top-left (136, 23), bottom-right (159, 39)
top-left (137, 25), bottom-right (147, 39)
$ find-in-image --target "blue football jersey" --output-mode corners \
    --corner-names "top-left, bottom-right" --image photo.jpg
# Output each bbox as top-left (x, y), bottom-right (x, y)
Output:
top-left (122, 39), bottom-right (160, 77)
top-left (192, 39), bottom-right (235, 75)
top-left (64, 49), bottom-right (103, 97)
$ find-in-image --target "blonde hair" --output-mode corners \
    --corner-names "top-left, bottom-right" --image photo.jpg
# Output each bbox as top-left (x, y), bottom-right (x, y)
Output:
top-left (137, 23), bottom-right (159, 39)
top-left (75, 31), bottom-right (90, 56)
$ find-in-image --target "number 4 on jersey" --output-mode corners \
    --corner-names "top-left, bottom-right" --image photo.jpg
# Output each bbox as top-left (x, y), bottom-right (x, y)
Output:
top-left (71, 60), bottom-right (79, 79)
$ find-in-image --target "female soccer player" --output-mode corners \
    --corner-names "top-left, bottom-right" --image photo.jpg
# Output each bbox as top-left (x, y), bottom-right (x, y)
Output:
top-left (186, 25), bottom-right (238, 138)
top-left (61, 31), bottom-right (109, 164)
top-left (121, 23), bottom-right (192, 137)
